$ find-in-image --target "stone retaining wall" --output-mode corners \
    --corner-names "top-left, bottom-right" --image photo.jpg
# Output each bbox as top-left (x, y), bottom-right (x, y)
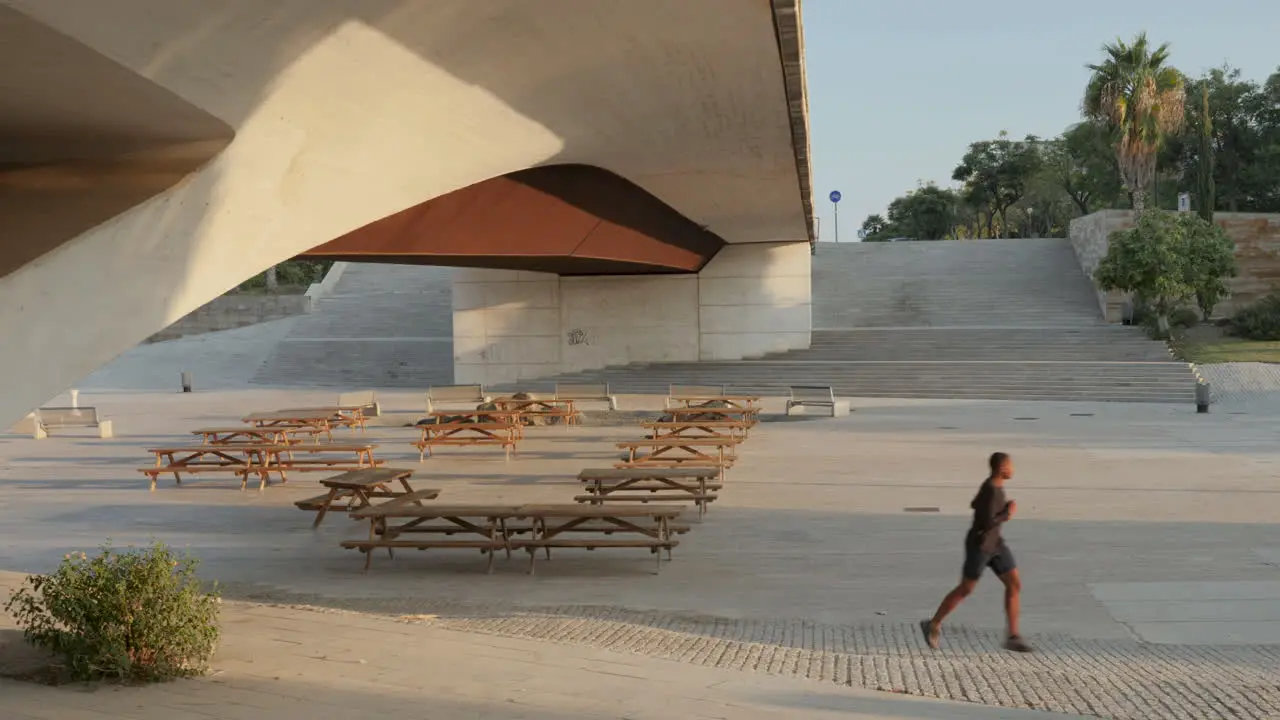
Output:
top-left (1069, 210), bottom-right (1280, 321)
top-left (146, 293), bottom-right (313, 342)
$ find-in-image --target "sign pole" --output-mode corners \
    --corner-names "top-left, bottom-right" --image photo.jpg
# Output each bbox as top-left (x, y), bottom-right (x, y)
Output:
top-left (829, 190), bottom-right (842, 244)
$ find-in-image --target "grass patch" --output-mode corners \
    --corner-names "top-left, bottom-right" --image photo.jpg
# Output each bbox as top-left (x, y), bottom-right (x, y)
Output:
top-left (1175, 335), bottom-right (1280, 364)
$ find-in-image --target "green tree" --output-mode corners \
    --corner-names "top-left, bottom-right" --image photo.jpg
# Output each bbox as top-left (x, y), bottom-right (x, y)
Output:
top-left (885, 184), bottom-right (960, 240)
top-left (952, 132), bottom-right (1043, 237)
top-left (859, 213), bottom-right (890, 240)
top-left (1185, 215), bottom-right (1237, 320)
top-left (1083, 32), bottom-right (1186, 212)
top-left (1094, 210), bottom-right (1235, 335)
top-left (1051, 121), bottom-right (1128, 213)
top-left (1194, 82), bottom-right (1216, 222)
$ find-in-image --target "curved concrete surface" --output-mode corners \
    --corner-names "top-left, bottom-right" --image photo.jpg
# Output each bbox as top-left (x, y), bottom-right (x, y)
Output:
top-left (0, 1), bottom-right (813, 426)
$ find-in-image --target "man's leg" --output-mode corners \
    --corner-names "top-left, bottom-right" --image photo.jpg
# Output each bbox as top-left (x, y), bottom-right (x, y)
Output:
top-left (921, 576), bottom-right (977, 648)
top-left (997, 560), bottom-right (1032, 652)
top-left (998, 568), bottom-right (1021, 637)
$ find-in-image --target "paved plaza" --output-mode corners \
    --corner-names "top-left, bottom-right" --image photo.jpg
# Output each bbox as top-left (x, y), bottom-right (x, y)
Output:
top-left (2, 383), bottom-right (1280, 718)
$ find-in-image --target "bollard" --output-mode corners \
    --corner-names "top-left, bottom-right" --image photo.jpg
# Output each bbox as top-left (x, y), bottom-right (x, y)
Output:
top-left (69, 388), bottom-right (79, 409)
top-left (181, 371), bottom-right (193, 393)
top-left (1195, 381), bottom-right (1210, 414)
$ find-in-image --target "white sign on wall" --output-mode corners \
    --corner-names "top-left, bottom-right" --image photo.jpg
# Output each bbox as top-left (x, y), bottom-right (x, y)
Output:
top-left (1177, 192), bottom-right (1191, 213)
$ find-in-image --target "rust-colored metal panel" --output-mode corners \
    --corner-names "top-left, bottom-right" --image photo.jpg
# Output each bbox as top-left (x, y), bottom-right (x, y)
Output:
top-left (305, 164), bottom-right (724, 273)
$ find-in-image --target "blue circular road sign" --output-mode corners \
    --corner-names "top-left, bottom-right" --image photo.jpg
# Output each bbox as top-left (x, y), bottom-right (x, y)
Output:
top-left (829, 190), bottom-right (842, 203)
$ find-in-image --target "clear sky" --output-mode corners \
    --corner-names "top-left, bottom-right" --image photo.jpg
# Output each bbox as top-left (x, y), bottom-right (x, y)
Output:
top-left (803, 0), bottom-right (1280, 241)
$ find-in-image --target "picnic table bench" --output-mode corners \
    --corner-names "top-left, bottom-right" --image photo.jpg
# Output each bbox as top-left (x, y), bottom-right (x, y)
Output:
top-left (413, 421), bottom-right (519, 461)
top-left (615, 438), bottom-right (740, 480)
top-left (489, 396), bottom-right (578, 425)
top-left (192, 426), bottom-right (318, 445)
top-left (641, 419), bottom-right (749, 441)
top-left (141, 443), bottom-right (382, 492)
top-left (271, 405), bottom-right (370, 432)
top-left (345, 502), bottom-right (523, 573)
top-left (510, 504), bottom-right (685, 574)
top-left (241, 411), bottom-right (340, 441)
top-left (576, 467), bottom-right (721, 518)
top-left (663, 405), bottom-right (760, 427)
top-left (294, 467), bottom-right (436, 528)
top-left (422, 411), bottom-right (524, 439)
top-left (140, 445), bottom-right (273, 492)
top-left (668, 395), bottom-right (761, 410)
top-left (344, 502), bottom-right (685, 574)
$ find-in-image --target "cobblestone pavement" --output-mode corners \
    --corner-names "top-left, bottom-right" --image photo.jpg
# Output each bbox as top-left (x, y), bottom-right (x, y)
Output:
top-left (229, 593), bottom-right (1280, 720)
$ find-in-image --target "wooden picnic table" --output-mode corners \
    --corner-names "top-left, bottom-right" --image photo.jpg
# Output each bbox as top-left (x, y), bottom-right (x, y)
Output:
top-left (140, 445), bottom-right (273, 492)
top-left (423, 411), bottom-right (524, 439)
top-left (489, 396), bottom-right (578, 425)
top-left (512, 504), bottom-right (685, 574)
top-left (413, 421), bottom-right (519, 461)
top-left (615, 438), bottom-right (740, 480)
top-left (192, 426), bottom-right (317, 445)
top-left (641, 419), bottom-right (749, 441)
top-left (272, 405), bottom-right (369, 431)
top-left (576, 467), bottom-right (721, 518)
top-left (142, 442), bottom-right (383, 491)
top-left (663, 405), bottom-right (760, 427)
top-left (295, 467), bottom-right (437, 528)
top-left (241, 411), bottom-right (339, 440)
top-left (264, 443), bottom-right (382, 481)
top-left (668, 395), bottom-right (761, 410)
top-left (343, 502), bottom-right (685, 574)
top-left (346, 502), bottom-right (524, 573)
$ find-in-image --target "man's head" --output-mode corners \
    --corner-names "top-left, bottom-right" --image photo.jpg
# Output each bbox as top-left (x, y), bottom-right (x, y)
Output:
top-left (989, 452), bottom-right (1013, 480)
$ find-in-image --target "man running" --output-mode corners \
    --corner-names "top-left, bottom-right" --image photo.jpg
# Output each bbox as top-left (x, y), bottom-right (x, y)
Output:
top-left (920, 452), bottom-right (1032, 652)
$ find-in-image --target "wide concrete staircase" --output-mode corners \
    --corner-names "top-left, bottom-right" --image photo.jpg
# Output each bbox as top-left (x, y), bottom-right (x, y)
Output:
top-left (252, 263), bottom-right (455, 387)
top-left (535, 239), bottom-right (1198, 403)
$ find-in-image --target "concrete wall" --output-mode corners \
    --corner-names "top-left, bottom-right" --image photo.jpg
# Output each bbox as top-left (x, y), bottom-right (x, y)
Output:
top-left (1070, 210), bottom-right (1280, 321)
top-left (454, 242), bottom-right (812, 385)
top-left (145, 293), bottom-right (314, 343)
top-left (0, 1), bottom-right (811, 428)
top-left (1068, 210), bottom-right (1132, 322)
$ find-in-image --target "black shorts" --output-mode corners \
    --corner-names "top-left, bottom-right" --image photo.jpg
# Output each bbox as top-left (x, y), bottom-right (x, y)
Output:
top-left (962, 538), bottom-right (1016, 580)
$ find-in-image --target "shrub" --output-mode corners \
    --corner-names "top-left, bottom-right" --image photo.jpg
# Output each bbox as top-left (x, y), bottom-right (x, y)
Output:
top-left (1232, 295), bottom-right (1280, 340)
top-left (4, 542), bottom-right (220, 683)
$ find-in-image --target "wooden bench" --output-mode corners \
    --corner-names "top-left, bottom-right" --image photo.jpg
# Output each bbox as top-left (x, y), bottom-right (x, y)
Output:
top-left (577, 467), bottom-right (722, 518)
top-left (425, 384), bottom-right (490, 414)
top-left (293, 467), bottom-right (432, 528)
top-left (509, 504), bottom-right (685, 574)
top-left (34, 407), bottom-right (113, 439)
top-left (412, 422), bottom-right (519, 461)
top-left (667, 394), bottom-right (761, 410)
top-left (786, 385), bottom-right (840, 416)
top-left (140, 445), bottom-right (274, 492)
top-left (554, 382), bottom-right (618, 411)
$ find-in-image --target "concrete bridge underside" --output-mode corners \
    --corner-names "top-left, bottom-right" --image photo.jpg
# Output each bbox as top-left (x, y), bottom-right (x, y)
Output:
top-left (0, 0), bottom-right (814, 425)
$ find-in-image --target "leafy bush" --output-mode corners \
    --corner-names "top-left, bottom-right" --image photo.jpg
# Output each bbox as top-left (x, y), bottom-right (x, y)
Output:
top-left (1095, 210), bottom-right (1235, 337)
top-left (4, 542), bottom-right (220, 683)
top-left (1232, 295), bottom-right (1280, 340)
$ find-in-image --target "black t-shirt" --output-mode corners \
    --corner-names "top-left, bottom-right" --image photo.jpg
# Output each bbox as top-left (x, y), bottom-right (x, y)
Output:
top-left (967, 478), bottom-right (1010, 552)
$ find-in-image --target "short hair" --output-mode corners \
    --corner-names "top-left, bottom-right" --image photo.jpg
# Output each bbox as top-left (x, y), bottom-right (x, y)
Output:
top-left (989, 452), bottom-right (1009, 475)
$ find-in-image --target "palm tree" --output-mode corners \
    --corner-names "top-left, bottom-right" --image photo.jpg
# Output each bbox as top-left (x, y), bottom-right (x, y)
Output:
top-left (1083, 32), bottom-right (1186, 212)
